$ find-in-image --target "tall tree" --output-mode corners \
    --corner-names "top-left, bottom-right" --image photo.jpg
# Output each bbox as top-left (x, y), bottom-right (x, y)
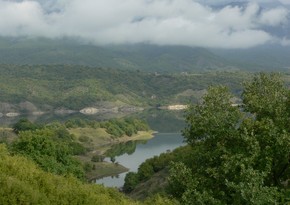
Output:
top-left (168, 73), bottom-right (290, 204)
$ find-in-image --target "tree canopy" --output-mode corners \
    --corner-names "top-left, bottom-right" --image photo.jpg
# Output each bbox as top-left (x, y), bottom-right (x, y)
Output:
top-left (168, 73), bottom-right (290, 204)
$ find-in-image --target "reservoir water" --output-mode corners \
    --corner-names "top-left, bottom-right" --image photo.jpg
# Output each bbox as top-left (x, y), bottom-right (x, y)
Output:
top-left (96, 132), bottom-right (184, 187)
top-left (0, 109), bottom-right (186, 188)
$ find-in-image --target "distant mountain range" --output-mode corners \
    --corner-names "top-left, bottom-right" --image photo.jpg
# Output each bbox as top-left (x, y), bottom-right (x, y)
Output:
top-left (0, 37), bottom-right (289, 72)
top-left (211, 45), bottom-right (290, 71)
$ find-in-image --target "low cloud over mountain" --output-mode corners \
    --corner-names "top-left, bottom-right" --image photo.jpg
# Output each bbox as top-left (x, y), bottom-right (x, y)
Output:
top-left (0, 0), bottom-right (289, 49)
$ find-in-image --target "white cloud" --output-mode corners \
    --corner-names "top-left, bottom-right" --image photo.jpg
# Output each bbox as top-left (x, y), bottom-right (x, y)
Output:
top-left (0, 0), bottom-right (289, 49)
top-left (259, 7), bottom-right (289, 26)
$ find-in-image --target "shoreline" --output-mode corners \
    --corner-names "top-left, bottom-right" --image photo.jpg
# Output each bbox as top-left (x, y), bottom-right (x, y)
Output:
top-left (86, 162), bottom-right (129, 181)
top-left (71, 129), bottom-right (155, 181)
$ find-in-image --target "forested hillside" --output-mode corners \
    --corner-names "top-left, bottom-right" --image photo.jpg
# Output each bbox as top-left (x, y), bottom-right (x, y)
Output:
top-left (0, 64), bottom-right (248, 111)
top-left (0, 117), bottom-right (177, 204)
top-left (125, 73), bottom-right (290, 204)
top-left (0, 37), bottom-right (232, 72)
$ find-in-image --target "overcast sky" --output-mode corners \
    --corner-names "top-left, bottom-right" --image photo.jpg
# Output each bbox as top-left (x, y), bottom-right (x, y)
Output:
top-left (0, 0), bottom-right (289, 49)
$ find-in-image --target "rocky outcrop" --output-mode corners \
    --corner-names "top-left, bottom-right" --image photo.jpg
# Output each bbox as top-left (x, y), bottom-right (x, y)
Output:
top-left (80, 108), bottom-right (99, 115)
top-left (79, 106), bottom-right (143, 115)
top-left (0, 101), bottom-right (144, 117)
top-left (167, 105), bottom-right (188, 110)
top-left (6, 112), bottom-right (20, 117)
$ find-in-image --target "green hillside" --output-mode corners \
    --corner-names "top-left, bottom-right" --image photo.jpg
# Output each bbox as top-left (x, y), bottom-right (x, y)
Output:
top-left (211, 45), bottom-right (290, 71)
top-left (0, 143), bottom-right (177, 205)
top-left (0, 64), bottom-right (248, 111)
top-left (124, 73), bottom-right (290, 204)
top-left (0, 37), bottom-right (289, 73)
top-left (0, 37), bottom-right (233, 72)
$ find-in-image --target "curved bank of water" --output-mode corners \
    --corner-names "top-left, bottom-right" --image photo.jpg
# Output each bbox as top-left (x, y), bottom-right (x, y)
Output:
top-left (96, 132), bottom-right (184, 187)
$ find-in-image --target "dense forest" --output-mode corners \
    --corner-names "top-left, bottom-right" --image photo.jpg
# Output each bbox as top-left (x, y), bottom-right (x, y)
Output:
top-left (125, 73), bottom-right (290, 204)
top-left (0, 64), bottom-right (249, 111)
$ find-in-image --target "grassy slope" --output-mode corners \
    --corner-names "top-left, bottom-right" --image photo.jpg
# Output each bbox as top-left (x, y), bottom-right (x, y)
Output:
top-left (0, 144), bottom-right (139, 205)
top-left (0, 125), bottom-right (153, 181)
top-left (0, 144), bottom-right (178, 205)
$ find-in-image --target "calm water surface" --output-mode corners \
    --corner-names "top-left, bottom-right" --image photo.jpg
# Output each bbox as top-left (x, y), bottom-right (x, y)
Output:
top-left (0, 109), bottom-right (186, 188)
top-left (96, 132), bottom-right (184, 187)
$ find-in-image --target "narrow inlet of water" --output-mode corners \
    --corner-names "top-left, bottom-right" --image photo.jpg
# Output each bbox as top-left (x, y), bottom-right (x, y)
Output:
top-left (96, 132), bottom-right (184, 187)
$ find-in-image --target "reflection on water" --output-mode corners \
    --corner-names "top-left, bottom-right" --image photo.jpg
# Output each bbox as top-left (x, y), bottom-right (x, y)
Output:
top-left (0, 109), bottom-right (186, 188)
top-left (0, 111), bottom-right (131, 126)
top-left (0, 109), bottom-right (186, 133)
top-left (105, 140), bottom-right (147, 158)
top-left (96, 133), bottom-right (185, 187)
top-left (131, 109), bottom-right (186, 133)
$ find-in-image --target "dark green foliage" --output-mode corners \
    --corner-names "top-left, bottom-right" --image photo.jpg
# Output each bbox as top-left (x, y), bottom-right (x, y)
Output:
top-left (0, 144), bottom-right (141, 205)
top-left (0, 143), bottom-right (174, 205)
top-left (242, 73), bottom-right (288, 122)
top-left (12, 118), bottom-right (42, 134)
top-left (167, 73), bottom-right (289, 204)
top-left (0, 64), bottom-right (247, 109)
top-left (123, 146), bottom-right (192, 193)
top-left (65, 118), bottom-right (100, 129)
top-left (69, 141), bottom-right (86, 155)
top-left (11, 127), bottom-right (85, 179)
top-left (101, 118), bottom-right (149, 138)
top-left (124, 172), bottom-right (140, 193)
top-left (138, 162), bottom-right (155, 181)
top-left (105, 141), bottom-right (138, 158)
top-left (125, 73), bottom-right (289, 203)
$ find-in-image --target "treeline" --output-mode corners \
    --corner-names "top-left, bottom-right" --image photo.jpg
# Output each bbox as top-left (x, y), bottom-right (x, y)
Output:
top-left (125, 73), bottom-right (290, 204)
top-left (65, 117), bottom-right (150, 137)
top-left (100, 118), bottom-right (150, 137)
top-left (11, 119), bottom-right (86, 179)
top-left (123, 145), bottom-right (192, 193)
top-left (105, 141), bottom-right (139, 159)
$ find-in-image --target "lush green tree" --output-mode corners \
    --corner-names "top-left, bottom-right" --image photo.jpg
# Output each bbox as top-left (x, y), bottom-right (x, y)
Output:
top-left (242, 73), bottom-right (290, 188)
top-left (0, 143), bottom-right (178, 205)
top-left (12, 118), bottom-right (42, 134)
top-left (138, 161), bottom-right (155, 181)
top-left (11, 129), bottom-right (84, 179)
top-left (168, 74), bottom-right (289, 204)
top-left (242, 73), bottom-right (288, 126)
top-left (124, 172), bottom-right (140, 193)
top-left (0, 144), bottom-right (142, 205)
top-left (100, 118), bottom-right (149, 138)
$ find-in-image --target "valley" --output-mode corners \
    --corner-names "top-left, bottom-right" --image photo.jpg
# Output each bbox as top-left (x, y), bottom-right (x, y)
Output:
top-left (0, 0), bottom-right (289, 204)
